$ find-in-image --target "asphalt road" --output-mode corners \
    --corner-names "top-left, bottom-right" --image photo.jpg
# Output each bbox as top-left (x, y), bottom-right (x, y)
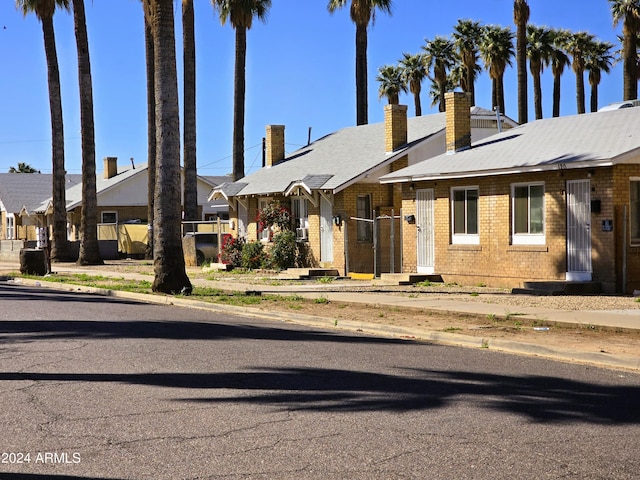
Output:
top-left (1, 281), bottom-right (639, 480)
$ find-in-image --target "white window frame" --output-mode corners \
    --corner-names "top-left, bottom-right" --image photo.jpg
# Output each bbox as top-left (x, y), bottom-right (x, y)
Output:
top-left (258, 199), bottom-right (271, 242)
top-left (511, 182), bottom-right (545, 246)
top-left (291, 197), bottom-right (309, 242)
top-left (101, 211), bottom-right (118, 224)
top-left (630, 178), bottom-right (640, 246)
top-left (5, 213), bottom-right (15, 240)
top-left (451, 186), bottom-right (479, 245)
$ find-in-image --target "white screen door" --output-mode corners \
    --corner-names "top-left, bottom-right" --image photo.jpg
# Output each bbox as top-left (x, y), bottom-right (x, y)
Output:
top-left (320, 195), bottom-right (333, 263)
top-left (416, 189), bottom-right (435, 274)
top-left (566, 179), bottom-right (592, 281)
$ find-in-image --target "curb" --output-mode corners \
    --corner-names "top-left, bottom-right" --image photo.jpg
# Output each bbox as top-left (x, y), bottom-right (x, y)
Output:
top-left (10, 277), bottom-right (640, 372)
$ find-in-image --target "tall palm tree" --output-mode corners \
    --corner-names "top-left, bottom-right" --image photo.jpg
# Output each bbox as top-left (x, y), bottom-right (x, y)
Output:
top-left (549, 28), bottom-right (571, 117)
top-left (422, 36), bottom-right (456, 112)
top-left (328, 0), bottom-right (393, 125)
top-left (9, 162), bottom-right (40, 173)
top-left (182, 0), bottom-right (197, 221)
top-left (565, 31), bottom-right (596, 114)
top-left (398, 52), bottom-right (426, 115)
top-left (376, 64), bottom-right (406, 105)
top-left (514, 0), bottom-right (530, 124)
top-left (213, 0), bottom-right (271, 181)
top-left (526, 25), bottom-right (553, 120)
top-left (480, 25), bottom-right (515, 116)
top-left (609, 0), bottom-right (640, 100)
top-left (17, 0), bottom-right (71, 262)
top-left (586, 40), bottom-right (616, 112)
top-left (452, 19), bottom-right (483, 106)
top-left (72, 0), bottom-right (102, 265)
top-left (146, 0), bottom-right (191, 294)
top-left (142, 0), bottom-right (155, 260)
top-left (427, 74), bottom-right (457, 109)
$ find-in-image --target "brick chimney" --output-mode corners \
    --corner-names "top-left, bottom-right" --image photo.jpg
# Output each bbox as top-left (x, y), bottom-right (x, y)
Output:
top-left (265, 125), bottom-right (285, 167)
top-left (445, 92), bottom-right (472, 153)
top-left (384, 104), bottom-right (408, 153)
top-left (104, 156), bottom-right (118, 179)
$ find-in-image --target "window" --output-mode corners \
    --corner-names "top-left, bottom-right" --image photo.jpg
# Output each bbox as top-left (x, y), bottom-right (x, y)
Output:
top-left (631, 180), bottom-right (640, 245)
top-left (291, 197), bottom-right (309, 241)
top-left (357, 194), bottom-right (373, 242)
top-left (101, 211), bottom-right (118, 224)
top-left (451, 187), bottom-right (479, 244)
top-left (512, 183), bottom-right (545, 245)
top-left (5, 214), bottom-right (14, 240)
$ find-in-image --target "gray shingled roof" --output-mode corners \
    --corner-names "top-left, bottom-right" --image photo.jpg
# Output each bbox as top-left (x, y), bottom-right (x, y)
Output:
top-left (381, 108), bottom-right (640, 183)
top-left (0, 173), bottom-right (81, 215)
top-left (222, 113), bottom-right (451, 197)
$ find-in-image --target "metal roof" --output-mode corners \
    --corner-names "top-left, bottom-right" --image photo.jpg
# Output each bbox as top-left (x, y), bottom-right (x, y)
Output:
top-left (381, 108), bottom-right (640, 183)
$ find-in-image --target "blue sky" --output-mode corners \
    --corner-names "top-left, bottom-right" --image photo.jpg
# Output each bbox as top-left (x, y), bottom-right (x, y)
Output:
top-left (0, 0), bottom-right (625, 177)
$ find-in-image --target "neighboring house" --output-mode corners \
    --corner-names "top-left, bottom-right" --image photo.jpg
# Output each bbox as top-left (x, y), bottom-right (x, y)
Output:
top-left (0, 157), bottom-right (230, 259)
top-left (209, 103), bottom-right (516, 274)
top-left (381, 91), bottom-right (640, 294)
top-left (0, 173), bottom-right (81, 241)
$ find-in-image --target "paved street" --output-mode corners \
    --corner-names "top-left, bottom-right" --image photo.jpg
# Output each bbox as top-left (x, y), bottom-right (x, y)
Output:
top-left (1, 281), bottom-right (640, 479)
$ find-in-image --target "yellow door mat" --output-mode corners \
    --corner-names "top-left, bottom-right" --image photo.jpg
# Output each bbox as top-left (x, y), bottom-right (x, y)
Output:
top-left (349, 272), bottom-right (375, 280)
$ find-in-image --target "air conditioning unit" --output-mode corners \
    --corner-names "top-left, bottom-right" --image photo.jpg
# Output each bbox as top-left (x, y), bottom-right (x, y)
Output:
top-left (296, 227), bottom-right (309, 242)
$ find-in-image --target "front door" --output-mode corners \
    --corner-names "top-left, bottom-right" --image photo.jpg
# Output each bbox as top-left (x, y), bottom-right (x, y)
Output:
top-left (566, 179), bottom-right (592, 281)
top-left (320, 195), bottom-right (333, 263)
top-left (416, 189), bottom-right (435, 274)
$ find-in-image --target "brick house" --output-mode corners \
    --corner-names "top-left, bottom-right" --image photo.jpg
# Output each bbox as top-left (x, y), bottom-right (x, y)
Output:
top-left (381, 91), bottom-right (640, 294)
top-left (210, 104), bottom-right (516, 274)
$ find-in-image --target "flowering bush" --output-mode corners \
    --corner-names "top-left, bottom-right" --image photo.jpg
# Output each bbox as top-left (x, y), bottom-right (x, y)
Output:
top-left (241, 241), bottom-right (266, 270)
top-left (257, 200), bottom-right (291, 234)
top-left (220, 235), bottom-right (244, 268)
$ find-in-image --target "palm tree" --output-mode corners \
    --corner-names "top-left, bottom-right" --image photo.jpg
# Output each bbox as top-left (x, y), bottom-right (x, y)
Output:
top-left (72, 0), bottom-right (102, 265)
top-left (398, 53), bottom-right (426, 115)
top-left (586, 40), bottom-right (616, 112)
top-left (376, 64), bottom-right (406, 105)
top-left (514, 0), bottom-right (530, 124)
top-left (146, 0), bottom-right (192, 294)
top-left (427, 74), bottom-right (457, 109)
top-left (422, 36), bottom-right (456, 112)
top-left (182, 0), bottom-right (198, 221)
top-left (609, 0), bottom-right (640, 100)
top-left (452, 19), bottom-right (483, 106)
top-left (549, 28), bottom-right (571, 117)
top-left (328, 0), bottom-right (393, 125)
top-left (142, 0), bottom-right (155, 260)
top-left (9, 162), bottom-right (40, 173)
top-left (565, 31), bottom-right (596, 114)
top-left (16, 0), bottom-right (71, 262)
top-left (526, 25), bottom-right (553, 120)
top-left (480, 25), bottom-right (515, 116)
top-left (212, 0), bottom-right (271, 181)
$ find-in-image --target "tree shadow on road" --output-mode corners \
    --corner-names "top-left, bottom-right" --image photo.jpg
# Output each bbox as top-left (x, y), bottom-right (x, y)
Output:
top-left (1, 367), bottom-right (638, 425)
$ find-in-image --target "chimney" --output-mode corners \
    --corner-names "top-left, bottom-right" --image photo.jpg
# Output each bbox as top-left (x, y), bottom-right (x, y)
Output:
top-left (445, 92), bottom-right (472, 153)
top-left (104, 156), bottom-right (118, 179)
top-left (265, 125), bottom-right (285, 167)
top-left (384, 104), bottom-right (408, 153)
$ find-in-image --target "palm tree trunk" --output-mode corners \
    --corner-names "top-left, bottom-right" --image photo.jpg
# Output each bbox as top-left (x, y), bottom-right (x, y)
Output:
top-left (533, 70), bottom-right (543, 120)
top-left (182, 0), bottom-right (198, 221)
top-left (413, 91), bottom-right (422, 116)
top-left (150, 0), bottom-right (191, 294)
top-left (576, 69), bottom-right (586, 114)
top-left (492, 78), bottom-right (497, 111)
top-left (355, 21), bottom-right (368, 125)
top-left (552, 72), bottom-right (561, 117)
top-left (623, 27), bottom-right (638, 100)
top-left (516, 21), bottom-right (528, 123)
top-left (438, 80), bottom-right (446, 112)
top-left (144, 0), bottom-right (155, 260)
top-left (590, 82), bottom-right (599, 113)
top-left (498, 75), bottom-right (506, 115)
top-left (465, 61), bottom-right (476, 106)
top-left (232, 26), bottom-right (246, 181)
top-left (73, 0), bottom-right (103, 266)
top-left (42, 15), bottom-right (69, 262)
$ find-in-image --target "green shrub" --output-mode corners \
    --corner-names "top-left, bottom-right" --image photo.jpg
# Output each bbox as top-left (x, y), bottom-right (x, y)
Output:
top-left (270, 230), bottom-right (297, 270)
top-left (221, 236), bottom-right (245, 268)
top-left (241, 241), bottom-right (266, 270)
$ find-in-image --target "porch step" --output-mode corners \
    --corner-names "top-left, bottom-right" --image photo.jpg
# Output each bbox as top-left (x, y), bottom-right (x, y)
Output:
top-left (512, 281), bottom-right (602, 296)
top-left (278, 268), bottom-right (340, 280)
top-left (375, 273), bottom-right (444, 286)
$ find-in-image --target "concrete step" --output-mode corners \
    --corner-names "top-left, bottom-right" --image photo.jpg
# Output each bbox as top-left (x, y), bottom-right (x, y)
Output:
top-left (512, 281), bottom-right (602, 296)
top-left (375, 273), bottom-right (444, 286)
top-left (278, 268), bottom-right (340, 280)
